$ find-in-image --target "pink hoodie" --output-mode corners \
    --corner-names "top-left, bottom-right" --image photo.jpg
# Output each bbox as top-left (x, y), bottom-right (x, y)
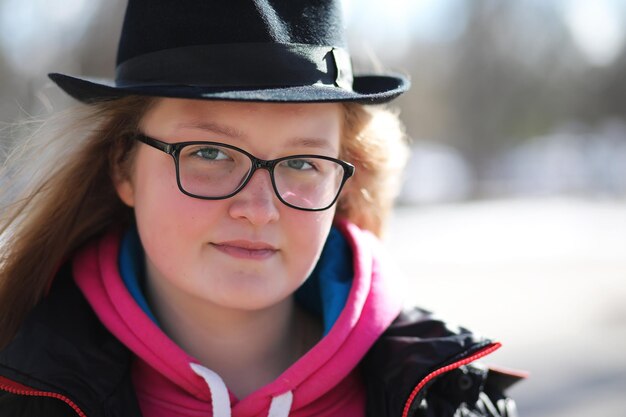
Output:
top-left (72, 220), bottom-right (402, 417)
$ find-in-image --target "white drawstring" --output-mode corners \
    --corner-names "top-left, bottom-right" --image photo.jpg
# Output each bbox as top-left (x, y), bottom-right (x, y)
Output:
top-left (190, 362), bottom-right (293, 417)
top-left (267, 391), bottom-right (293, 417)
top-left (190, 363), bottom-right (232, 417)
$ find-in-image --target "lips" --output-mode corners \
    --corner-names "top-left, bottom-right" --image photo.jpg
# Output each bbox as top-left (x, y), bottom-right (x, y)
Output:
top-left (210, 240), bottom-right (278, 260)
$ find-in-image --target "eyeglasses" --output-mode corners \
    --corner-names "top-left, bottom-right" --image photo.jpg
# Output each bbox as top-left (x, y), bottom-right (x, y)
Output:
top-left (134, 134), bottom-right (355, 211)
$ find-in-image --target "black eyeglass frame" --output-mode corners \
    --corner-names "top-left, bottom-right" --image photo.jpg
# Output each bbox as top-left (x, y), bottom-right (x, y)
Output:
top-left (134, 134), bottom-right (355, 211)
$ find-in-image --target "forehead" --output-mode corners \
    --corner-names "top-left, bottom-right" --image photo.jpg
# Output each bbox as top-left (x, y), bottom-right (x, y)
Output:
top-left (140, 98), bottom-right (343, 143)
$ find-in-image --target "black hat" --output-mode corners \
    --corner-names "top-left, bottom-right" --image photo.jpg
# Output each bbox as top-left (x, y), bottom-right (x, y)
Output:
top-left (49, 0), bottom-right (409, 104)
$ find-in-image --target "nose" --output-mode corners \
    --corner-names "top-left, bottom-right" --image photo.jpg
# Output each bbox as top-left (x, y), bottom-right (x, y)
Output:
top-left (227, 168), bottom-right (280, 225)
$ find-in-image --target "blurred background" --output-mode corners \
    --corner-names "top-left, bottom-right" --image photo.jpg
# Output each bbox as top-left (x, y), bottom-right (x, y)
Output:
top-left (1, 0), bottom-right (625, 415)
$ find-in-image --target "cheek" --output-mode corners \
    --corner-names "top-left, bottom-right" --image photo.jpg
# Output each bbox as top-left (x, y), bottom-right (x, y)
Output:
top-left (283, 209), bottom-right (336, 275)
top-left (131, 156), bottom-right (221, 258)
top-left (136, 195), bottom-right (216, 243)
top-left (133, 151), bottom-right (201, 219)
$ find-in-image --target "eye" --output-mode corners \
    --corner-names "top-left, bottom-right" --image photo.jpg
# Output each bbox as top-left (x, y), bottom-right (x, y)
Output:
top-left (285, 158), bottom-right (315, 170)
top-left (190, 146), bottom-right (229, 161)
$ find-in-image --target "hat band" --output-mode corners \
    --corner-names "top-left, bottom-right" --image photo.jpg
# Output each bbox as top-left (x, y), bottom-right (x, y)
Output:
top-left (115, 43), bottom-right (354, 91)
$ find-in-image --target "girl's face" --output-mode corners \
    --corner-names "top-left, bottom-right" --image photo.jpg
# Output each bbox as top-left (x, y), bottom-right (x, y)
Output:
top-left (115, 98), bottom-right (342, 312)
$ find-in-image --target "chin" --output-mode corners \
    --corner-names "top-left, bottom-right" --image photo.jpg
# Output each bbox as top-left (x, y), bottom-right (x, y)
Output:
top-left (207, 282), bottom-right (293, 312)
top-left (215, 295), bottom-right (290, 312)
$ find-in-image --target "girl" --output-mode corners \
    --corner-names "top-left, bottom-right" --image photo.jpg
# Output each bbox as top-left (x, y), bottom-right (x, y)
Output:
top-left (0, 1), bottom-right (520, 416)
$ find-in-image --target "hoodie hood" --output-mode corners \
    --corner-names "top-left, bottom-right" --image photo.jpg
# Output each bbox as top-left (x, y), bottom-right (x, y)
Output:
top-left (72, 220), bottom-right (402, 417)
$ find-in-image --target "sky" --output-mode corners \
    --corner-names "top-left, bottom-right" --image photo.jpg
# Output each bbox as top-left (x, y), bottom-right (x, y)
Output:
top-left (563, 0), bottom-right (626, 65)
top-left (341, 0), bottom-right (626, 65)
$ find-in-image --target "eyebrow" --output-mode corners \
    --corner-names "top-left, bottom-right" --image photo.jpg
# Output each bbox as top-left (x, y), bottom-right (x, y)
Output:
top-left (177, 121), bottom-right (337, 152)
top-left (285, 136), bottom-right (337, 152)
top-left (176, 121), bottom-right (244, 138)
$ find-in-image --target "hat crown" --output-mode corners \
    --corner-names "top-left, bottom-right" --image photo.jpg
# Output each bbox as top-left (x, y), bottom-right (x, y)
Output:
top-left (49, 0), bottom-right (409, 104)
top-left (116, 0), bottom-right (346, 66)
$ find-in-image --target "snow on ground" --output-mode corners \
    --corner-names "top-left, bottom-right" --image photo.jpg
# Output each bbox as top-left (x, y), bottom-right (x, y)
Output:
top-left (385, 198), bottom-right (626, 417)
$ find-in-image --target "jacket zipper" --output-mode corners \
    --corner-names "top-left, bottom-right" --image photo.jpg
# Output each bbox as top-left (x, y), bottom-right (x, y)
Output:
top-left (0, 375), bottom-right (87, 417)
top-left (401, 342), bottom-right (501, 417)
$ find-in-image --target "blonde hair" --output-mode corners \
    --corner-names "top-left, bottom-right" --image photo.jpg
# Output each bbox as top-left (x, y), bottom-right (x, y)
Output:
top-left (338, 103), bottom-right (408, 236)
top-left (0, 98), bottom-right (407, 347)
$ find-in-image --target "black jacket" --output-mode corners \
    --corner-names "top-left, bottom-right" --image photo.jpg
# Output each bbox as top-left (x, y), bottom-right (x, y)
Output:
top-left (0, 267), bottom-right (520, 417)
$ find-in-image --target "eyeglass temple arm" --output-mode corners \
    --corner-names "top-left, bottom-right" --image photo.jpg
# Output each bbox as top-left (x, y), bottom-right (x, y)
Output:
top-left (344, 164), bottom-right (355, 177)
top-left (135, 134), bottom-right (175, 155)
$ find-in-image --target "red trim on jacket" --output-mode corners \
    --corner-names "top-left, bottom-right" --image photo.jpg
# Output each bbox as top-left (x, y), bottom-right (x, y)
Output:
top-left (0, 375), bottom-right (87, 417)
top-left (401, 342), bottom-right (502, 417)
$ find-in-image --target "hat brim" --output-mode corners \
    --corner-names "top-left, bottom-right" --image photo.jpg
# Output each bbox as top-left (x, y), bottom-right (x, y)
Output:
top-left (48, 73), bottom-right (409, 105)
